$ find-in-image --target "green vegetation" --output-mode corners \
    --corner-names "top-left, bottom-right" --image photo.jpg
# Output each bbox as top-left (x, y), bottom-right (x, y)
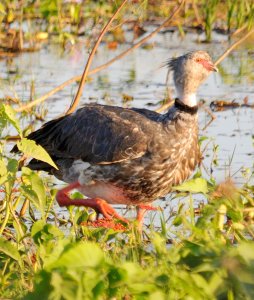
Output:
top-left (0, 0), bottom-right (253, 50)
top-left (0, 105), bottom-right (254, 299)
top-left (0, 1), bottom-right (254, 299)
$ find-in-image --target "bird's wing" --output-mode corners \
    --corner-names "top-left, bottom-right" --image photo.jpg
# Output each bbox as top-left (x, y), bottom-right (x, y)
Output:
top-left (20, 104), bottom-right (150, 165)
top-left (130, 107), bottom-right (162, 121)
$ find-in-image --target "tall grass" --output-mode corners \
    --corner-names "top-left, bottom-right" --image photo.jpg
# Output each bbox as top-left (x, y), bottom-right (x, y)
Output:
top-left (0, 1), bottom-right (254, 299)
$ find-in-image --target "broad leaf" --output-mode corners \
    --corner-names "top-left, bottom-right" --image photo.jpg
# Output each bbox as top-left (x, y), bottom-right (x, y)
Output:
top-left (31, 220), bottom-right (64, 243)
top-left (0, 237), bottom-right (23, 267)
top-left (0, 159), bottom-right (8, 185)
top-left (0, 158), bottom-right (18, 192)
top-left (17, 138), bottom-right (58, 169)
top-left (0, 3), bottom-right (6, 15)
top-left (50, 242), bottom-right (104, 270)
top-left (21, 167), bottom-right (47, 215)
top-left (172, 178), bottom-right (208, 194)
top-left (0, 104), bottom-right (22, 136)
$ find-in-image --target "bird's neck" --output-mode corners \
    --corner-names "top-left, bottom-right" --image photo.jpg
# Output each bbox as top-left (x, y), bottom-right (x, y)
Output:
top-left (177, 91), bottom-right (197, 107)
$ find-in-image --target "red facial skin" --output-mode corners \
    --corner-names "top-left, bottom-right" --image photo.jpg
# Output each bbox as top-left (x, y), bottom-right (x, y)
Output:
top-left (196, 58), bottom-right (217, 72)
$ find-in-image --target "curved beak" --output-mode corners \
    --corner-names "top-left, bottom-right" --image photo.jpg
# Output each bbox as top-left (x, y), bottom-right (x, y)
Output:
top-left (211, 64), bottom-right (218, 72)
top-left (201, 59), bottom-right (219, 72)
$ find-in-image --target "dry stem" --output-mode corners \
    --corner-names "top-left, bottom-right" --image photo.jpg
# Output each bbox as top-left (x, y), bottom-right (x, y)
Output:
top-left (66, 0), bottom-right (128, 115)
top-left (15, 0), bottom-right (185, 113)
top-left (215, 28), bottom-right (254, 66)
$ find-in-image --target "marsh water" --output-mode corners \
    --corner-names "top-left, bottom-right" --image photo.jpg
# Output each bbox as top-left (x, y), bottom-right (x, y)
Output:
top-left (1, 28), bottom-right (254, 223)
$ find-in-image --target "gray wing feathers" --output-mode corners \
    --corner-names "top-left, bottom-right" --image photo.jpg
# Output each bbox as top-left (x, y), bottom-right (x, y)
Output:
top-left (26, 104), bottom-right (148, 165)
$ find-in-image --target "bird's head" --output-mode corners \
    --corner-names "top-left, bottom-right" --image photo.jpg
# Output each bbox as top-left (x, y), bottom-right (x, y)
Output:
top-left (167, 51), bottom-right (217, 106)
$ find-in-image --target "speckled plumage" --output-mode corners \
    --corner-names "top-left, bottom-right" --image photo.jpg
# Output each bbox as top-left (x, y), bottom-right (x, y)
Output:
top-left (12, 51), bottom-right (216, 208)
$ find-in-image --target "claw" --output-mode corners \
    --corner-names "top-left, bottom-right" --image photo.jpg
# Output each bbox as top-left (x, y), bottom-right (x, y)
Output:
top-left (93, 198), bottom-right (129, 224)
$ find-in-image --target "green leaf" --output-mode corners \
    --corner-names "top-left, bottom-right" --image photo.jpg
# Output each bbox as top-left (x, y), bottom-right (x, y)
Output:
top-left (21, 167), bottom-right (47, 214)
top-left (7, 158), bottom-right (19, 173)
top-left (172, 178), bottom-right (208, 194)
top-left (172, 215), bottom-right (183, 226)
top-left (31, 220), bottom-right (63, 242)
top-left (0, 3), bottom-right (6, 15)
top-left (147, 291), bottom-right (165, 300)
top-left (31, 220), bottom-right (64, 247)
top-left (49, 242), bottom-right (105, 270)
top-left (121, 262), bottom-right (142, 280)
top-left (227, 208), bottom-right (242, 222)
top-left (31, 220), bottom-right (46, 238)
top-left (0, 237), bottom-right (23, 267)
top-left (237, 242), bottom-right (254, 261)
top-left (5, 159), bottom-right (18, 194)
top-left (0, 104), bottom-right (22, 136)
top-left (0, 158), bottom-right (18, 192)
top-left (199, 136), bottom-right (209, 145)
top-left (17, 138), bottom-right (58, 169)
top-left (0, 159), bottom-right (8, 185)
top-left (23, 270), bottom-right (52, 300)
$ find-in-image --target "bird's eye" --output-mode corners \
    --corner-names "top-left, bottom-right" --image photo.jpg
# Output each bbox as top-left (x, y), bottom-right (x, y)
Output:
top-left (196, 58), bottom-right (202, 62)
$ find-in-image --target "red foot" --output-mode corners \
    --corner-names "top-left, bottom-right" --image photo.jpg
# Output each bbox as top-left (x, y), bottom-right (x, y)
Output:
top-left (92, 198), bottom-right (128, 223)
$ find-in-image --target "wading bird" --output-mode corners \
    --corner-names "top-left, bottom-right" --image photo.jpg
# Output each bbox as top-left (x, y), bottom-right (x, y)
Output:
top-left (13, 51), bottom-right (217, 228)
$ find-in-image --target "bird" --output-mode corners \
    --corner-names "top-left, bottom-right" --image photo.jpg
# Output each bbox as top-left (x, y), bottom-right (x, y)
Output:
top-left (12, 50), bottom-right (217, 228)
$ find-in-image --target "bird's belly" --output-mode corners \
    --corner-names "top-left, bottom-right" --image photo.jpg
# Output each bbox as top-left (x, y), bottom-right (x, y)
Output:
top-left (78, 181), bottom-right (133, 205)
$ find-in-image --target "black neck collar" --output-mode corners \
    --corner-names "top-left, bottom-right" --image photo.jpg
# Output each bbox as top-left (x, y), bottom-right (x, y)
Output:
top-left (174, 98), bottom-right (198, 115)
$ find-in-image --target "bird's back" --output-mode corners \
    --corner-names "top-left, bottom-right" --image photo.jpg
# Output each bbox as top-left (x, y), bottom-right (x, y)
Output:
top-left (14, 104), bottom-right (162, 170)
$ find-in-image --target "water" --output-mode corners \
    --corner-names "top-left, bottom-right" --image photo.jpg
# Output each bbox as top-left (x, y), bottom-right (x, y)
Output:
top-left (0, 29), bottom-right (253, 224)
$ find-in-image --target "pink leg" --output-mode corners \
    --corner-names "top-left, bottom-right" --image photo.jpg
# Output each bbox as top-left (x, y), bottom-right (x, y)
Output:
top-left (56, 181), bottom-right (128, 223)
top-left (136, 204), bottom-right (160, 229)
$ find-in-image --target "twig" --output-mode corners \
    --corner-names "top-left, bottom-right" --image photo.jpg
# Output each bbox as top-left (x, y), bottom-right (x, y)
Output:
top-left (15, 76), bottom-right (81, 112)
top-left (15, 0), bottom-right (185, 113)
top-left (192, 0), bottom-right (202, 25)
top-left (231, 24), bottom-right (248, 37)
top-left (20, 198), bottom-right (29, 217)
top-left (201, 105), bottom-right (216, 131)
top-left (66, 0), bottom-right (128, 115)
top-left (215, 28), bottom-right (254, 66)
top-left (156, 100), bottom-right (174, 113)
top-left (86, 0), bottom-right (185, 75)
top-left (202, 117), bottom-right (215, 131)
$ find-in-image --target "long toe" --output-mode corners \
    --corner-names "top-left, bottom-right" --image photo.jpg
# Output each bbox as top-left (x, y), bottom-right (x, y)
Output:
top-left (94, 198), bottom-right (129, 223)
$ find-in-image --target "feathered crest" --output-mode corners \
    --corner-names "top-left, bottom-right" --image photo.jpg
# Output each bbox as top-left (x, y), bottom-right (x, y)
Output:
top-left (165, 52), bottom-right (194, 71)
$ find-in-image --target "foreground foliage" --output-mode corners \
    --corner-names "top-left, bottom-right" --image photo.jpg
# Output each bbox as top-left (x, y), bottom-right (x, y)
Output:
top-left (0, 1), bottom-right (253, 298)
top-left (0, 104), bottom-right (254, 299)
